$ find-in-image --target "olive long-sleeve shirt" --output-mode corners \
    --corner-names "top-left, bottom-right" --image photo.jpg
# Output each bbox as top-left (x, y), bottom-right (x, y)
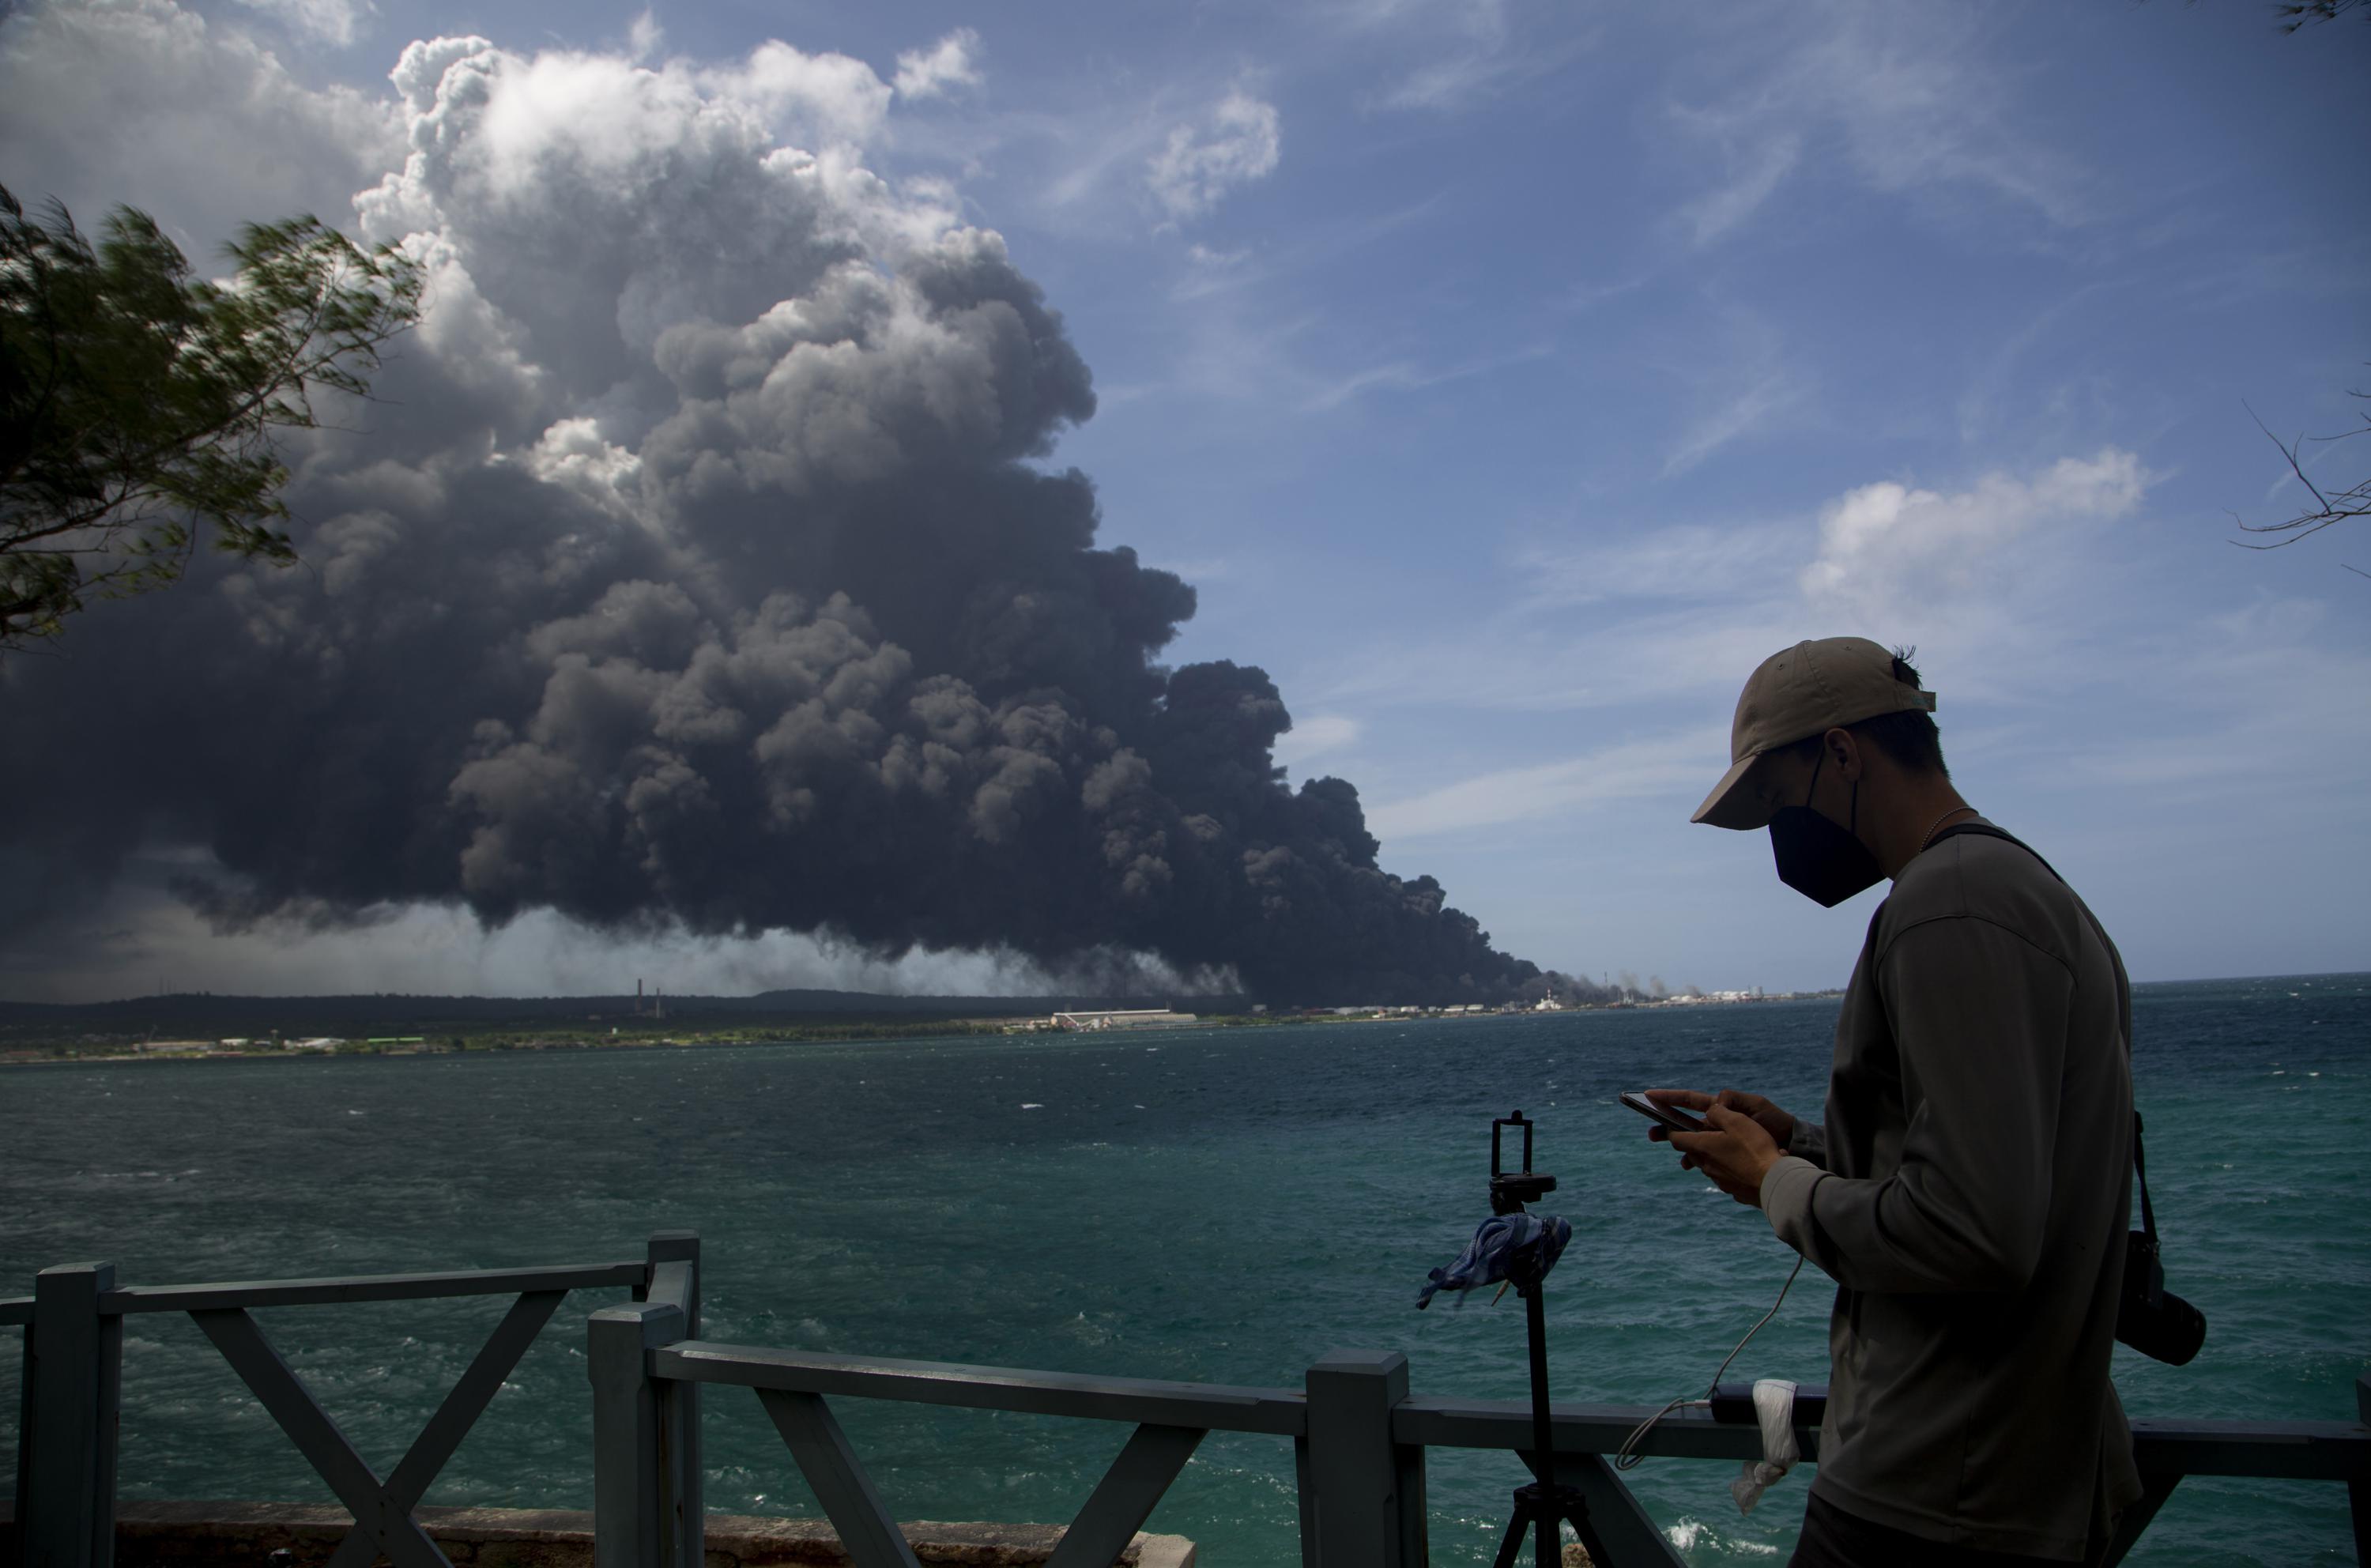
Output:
top-left (1758, 820), bottom-right (2143, 1560)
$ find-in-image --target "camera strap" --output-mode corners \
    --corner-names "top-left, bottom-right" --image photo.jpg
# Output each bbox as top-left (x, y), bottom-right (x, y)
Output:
top-left (2134, 1111), bottom-right (2158, 1243)
top-left (1925, 821), bottom-right (2158, 1231)
top-left (1928, 820), bottom-right (2205, 1363)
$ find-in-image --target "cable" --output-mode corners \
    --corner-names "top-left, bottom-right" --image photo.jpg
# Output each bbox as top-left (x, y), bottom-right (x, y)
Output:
top-left (1615, 1252), bottom-right (1806, 1471)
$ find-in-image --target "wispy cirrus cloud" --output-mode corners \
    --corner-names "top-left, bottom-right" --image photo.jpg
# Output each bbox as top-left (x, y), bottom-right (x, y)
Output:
top-left (1510, 522), bottom-right (1800, 611)
top-left (1652, 303), bottom-right (1810, 477)
top-left (1332, 0), bottom-right (1589, 113)
top-left (1167, 193), bottom-right (1442, 302)
top-left (1661, 7), bottom-right (2098, 249)
top-left (1672, 128), bottom-right (1801, 248)
top-left (1367, 726), bottom-right (1723, 839)
top-left (1662, 369), bottom-right (1806, 477)
top-left (1299, 340), bottom-right (1551, 413)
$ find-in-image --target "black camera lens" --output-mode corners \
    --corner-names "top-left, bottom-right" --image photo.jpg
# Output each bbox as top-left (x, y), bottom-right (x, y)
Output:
top-left (2120, 1290), bottom-right (2207, 1367)
top-left (2115, 1232), bottom-right (2208, 1366)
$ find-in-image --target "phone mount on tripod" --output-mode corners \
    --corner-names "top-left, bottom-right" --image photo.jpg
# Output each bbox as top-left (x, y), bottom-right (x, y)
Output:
top-left (1483, 1110), bottom-right (1608, 1568)
top-left (1489, 1108), bottom-right (1557, 1214)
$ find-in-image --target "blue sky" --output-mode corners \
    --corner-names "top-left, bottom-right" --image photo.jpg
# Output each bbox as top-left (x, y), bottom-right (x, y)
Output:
top-left (2, 0), bottom-right (2365, 998)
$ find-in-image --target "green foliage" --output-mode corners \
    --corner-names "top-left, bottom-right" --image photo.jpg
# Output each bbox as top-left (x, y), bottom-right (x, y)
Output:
top-left (0, 184), bottom-right (423, 648)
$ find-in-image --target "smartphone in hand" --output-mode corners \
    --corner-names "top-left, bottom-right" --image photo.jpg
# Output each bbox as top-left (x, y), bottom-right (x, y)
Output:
top-left (1620, 1091), bottom-right (1707, 1136)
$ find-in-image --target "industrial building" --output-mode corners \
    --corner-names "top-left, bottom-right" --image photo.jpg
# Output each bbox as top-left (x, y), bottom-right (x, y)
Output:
top-left (1047, 1008), bottom-right (1200, 1031)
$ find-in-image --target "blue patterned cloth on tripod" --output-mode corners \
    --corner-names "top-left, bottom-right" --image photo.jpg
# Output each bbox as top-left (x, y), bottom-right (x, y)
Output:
top-left (1415, 1212), bottom-right (1572, 1308)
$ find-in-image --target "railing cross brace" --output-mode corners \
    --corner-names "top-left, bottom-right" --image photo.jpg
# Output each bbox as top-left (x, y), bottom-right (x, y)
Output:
top-left (758, 1389), bottom-right (924, 1568)
top-left (1045, 1422), bottom-right (1204, 1568)
top-left (754, 1387), bottom-right (1203, 1568)
top-left (193, 1290), bottom-right (567, 1568)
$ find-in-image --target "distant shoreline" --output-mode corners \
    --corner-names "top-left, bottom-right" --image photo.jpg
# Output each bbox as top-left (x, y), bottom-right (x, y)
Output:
top-left (0, 991), bottom-right (1860, 1067)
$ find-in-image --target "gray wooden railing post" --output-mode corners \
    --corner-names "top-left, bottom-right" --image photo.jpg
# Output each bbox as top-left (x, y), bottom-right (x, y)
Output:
top-left (589, 1302), bottom-right (686, 1568)
top-left (645, 1231), bottom-right (703, 1568)
top-left (18, 1264), bottom-right (122, 1568)
top-left (1302, 1350), bottom-right (1424, 1568)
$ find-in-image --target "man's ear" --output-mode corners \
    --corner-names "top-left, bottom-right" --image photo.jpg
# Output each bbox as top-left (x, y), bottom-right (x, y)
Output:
top-left (1826, 726), bottom-right (1862, 782)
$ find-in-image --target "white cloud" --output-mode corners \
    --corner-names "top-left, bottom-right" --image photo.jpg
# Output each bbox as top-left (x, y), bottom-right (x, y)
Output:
top-left (1800, 448), bottom-right (2147, 622)
top-left (229, 0), bottom-right (368, 48)
top-left (1146, 91), bottom-right (1281, 220)
top-left (893, 28), bottom-right (981, 100)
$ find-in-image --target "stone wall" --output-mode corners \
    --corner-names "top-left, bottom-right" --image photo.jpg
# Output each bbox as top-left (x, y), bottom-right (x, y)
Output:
top-left (0, 1502), bottom-right (1197, 1568)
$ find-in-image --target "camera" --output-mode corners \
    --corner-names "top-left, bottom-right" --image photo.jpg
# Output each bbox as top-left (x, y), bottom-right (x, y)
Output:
top-left (2116, 1230), bottom-right (2207, 1366)
top-left (2116, 1114), bottom-right (2206, 1367)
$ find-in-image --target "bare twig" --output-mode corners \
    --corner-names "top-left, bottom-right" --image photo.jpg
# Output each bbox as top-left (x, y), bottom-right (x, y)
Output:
top-left (2230, 392), bottom-right (2371, 556)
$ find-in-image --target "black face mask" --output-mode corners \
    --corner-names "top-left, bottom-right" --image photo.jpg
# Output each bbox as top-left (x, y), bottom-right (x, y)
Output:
top-left (1768, 748), bottom-right (1883, 907)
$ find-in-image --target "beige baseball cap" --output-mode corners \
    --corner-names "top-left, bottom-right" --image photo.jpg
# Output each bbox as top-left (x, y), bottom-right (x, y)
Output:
top-left (1691, 638), bottom-right (1938, 829)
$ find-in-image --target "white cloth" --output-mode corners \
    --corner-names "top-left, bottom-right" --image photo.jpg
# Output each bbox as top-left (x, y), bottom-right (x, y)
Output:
top-left (1729, 1378), bottom-right (1800, 1515)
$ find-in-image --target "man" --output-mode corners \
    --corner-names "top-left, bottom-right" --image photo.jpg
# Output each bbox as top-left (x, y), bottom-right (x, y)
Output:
top-left (1653, 637), bottom-right (2142, 1567)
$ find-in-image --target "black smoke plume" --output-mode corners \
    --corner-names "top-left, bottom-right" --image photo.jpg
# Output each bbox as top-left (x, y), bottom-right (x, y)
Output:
top-left (0, 34), bottom-right (1545, 1005)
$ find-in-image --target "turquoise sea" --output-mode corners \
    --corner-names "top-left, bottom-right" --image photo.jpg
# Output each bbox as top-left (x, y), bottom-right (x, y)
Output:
top-left (2, 974), bottom-right (2364, 1565)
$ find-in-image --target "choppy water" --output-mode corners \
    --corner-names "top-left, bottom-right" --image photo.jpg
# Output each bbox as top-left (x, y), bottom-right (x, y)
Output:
top-left (2, 974), bottom-right (2364, 1565)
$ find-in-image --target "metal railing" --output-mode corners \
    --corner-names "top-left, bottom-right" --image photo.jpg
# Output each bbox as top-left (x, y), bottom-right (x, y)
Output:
top-left (9, 1237), bottom-right (2367, 1566)
top-left (4, 1231), bottom-right (696, 1568)
top-left (590, 1305), bottom-right (2371, 1568)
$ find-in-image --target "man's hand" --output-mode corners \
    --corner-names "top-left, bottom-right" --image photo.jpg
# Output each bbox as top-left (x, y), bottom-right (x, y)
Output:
top-left (1643, 1087), bottom-right (1796, 1150)
top-left (1649, 1092), bottom-right (1792, 1208)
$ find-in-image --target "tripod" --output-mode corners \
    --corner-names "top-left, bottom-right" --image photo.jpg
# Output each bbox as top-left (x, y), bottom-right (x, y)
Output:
top-left (1491, 1261), bottom-right (1612, 1567)
top-left (1479, 1111), bottom-right (1611, 1568)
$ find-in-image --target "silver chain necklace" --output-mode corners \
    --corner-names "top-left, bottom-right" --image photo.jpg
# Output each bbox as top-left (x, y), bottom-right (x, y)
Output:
top-left (1918, 805), bottom-right (1977, 853)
